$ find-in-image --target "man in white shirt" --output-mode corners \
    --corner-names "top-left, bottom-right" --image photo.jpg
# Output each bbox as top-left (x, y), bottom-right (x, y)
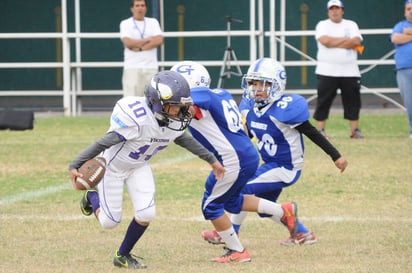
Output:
top-left (120, 0), bottom-right (163, 97)
top-left (314, 0), bottom-right (364, 139)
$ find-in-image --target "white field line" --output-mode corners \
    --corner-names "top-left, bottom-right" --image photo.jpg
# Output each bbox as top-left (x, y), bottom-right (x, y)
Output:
top-left (0, 154), bottom-right (197, 207)
top-left (179, 215), bottom-right (412, 223)
top-left (1, 154), bottom-right (410, 224)
top-left (1, 214), bottom-right (411, 223)
top-left (0, 183), bottom-right (71, 206)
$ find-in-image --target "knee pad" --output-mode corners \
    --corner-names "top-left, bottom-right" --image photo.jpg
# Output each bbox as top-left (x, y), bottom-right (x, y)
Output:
top-left (98, 214), bottom-right (121, 229)
top-left (134, 206), bottom-right (156, 223)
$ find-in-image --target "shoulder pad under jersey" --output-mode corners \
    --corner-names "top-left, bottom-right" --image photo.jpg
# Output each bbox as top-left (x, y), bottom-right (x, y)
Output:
top-left (239, 98), bottom-right (254, 117)
top-left (110, 97), bottom-right (152, 130)
top-left (271, 94), bottom-right (309, 124)
top-left (191, 87), bottom-right (211, 109)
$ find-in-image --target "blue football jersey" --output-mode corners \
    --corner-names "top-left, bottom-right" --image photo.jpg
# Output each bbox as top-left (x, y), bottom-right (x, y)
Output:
top-left (244, 94), bottom-right (310, 169)
top-left (189, 87), bottom-right (259, 169)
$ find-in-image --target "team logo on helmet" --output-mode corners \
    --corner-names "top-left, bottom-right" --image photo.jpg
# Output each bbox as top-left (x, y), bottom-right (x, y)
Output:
top-left (174, 64), bottom-right (195, 76)
top-left (279, 70), bottom-right (287, 81)
top-left (151, 77), bottom-right (173, 100)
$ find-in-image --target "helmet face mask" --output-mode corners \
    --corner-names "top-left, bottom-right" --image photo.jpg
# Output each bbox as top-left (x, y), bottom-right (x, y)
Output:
top-left (170, 61), bottom-right (211, 88)
top-left (159, 103), bottom-right (192, 131)
top-left (241, 58), bottom-right (286, 108)
top-left (145, 71), bottom-right (193, 131)
top-left (244, 79), bottom-right (282, 106)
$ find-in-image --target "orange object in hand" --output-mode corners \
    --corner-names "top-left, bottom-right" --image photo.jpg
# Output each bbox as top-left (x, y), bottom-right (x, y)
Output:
top-left (354, 45), bottom-right (364, 55)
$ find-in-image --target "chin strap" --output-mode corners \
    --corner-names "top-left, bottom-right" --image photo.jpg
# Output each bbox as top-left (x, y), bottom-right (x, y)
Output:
top-left (154, 112), bottom-right (168, 126)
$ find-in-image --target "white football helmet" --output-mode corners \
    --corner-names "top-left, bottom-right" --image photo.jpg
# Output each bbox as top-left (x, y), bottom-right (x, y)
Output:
top-left (170, 61), bottom-right (211, 88)
top-left (241, 58), bottom-right (287, 107)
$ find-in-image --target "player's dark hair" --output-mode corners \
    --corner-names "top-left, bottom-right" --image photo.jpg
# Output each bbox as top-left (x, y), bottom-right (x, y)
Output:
top-left (130, 0), bottom-right (147, 8)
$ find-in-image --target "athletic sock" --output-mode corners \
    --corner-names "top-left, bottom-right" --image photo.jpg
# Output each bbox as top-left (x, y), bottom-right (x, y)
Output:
top-left (296, 221), bottom-right (309, 233)
top-left (257, 198), bottom-right (283, 221)
top-left (217, 227), bottom-right (244, 252)
top-left (87, 191), bottom-right (100, 213)
top-left (232, 224), bottom-right (241, 234)
top-left (230, 211), bottom-right (248, 233)
top-left (118, 219), bottom-right (148, 256)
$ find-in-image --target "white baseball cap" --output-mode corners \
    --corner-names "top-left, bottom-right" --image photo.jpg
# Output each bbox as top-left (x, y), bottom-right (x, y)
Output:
top-left (327, 0), bottom-right (344, 9)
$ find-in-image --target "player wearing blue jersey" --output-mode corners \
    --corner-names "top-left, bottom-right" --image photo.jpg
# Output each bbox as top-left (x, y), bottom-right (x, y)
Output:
top-left (201, 58), bottom-right (348, 246)
top-left (171, 61), bottom-right (299, 263)
top-left (68, 71), bottom-right (225, 269)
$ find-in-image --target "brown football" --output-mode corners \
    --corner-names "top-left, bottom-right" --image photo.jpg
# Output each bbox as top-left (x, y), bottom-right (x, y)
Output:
top-left (75, 157), bottom-right (106, 190)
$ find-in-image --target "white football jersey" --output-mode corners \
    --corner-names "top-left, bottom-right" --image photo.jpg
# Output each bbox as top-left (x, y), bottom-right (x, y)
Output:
top-left (103, 96), bottom-right (184, 172)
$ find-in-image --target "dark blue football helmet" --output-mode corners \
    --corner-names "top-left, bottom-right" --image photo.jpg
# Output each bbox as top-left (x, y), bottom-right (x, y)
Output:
top-left (145, 70), bottom-right (193, 131)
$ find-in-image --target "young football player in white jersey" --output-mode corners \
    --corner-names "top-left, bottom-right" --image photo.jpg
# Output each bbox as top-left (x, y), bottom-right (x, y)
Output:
top-left (68, 71), bottom-right (225, 269)
top-left (201, 58), bottom-right (348, 246)
top-left (171, 61), bottom-right (299, 263)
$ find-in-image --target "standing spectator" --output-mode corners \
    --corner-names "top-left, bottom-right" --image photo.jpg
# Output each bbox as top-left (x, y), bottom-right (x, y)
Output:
top-left (314, 0), bottom-right (364, 139)
top-left (391, 0), bottom-right (412, 139)
top-left (120, 0), bottom-right (163, 97)
top-left (68, 71), bottom-right (225, 269)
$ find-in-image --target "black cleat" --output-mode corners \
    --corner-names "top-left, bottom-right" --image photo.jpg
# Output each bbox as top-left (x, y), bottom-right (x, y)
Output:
top-left (80, 189), bottom-right (96, 216)
top-left (113, 251), bottom-right (147, 269)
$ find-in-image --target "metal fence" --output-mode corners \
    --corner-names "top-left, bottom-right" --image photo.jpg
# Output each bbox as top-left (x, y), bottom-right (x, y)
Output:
top-left (0, 0), bottom-right (404, 116)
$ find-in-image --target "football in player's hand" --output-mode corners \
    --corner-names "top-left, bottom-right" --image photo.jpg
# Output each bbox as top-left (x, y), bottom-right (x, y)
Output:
top-left (75, 157), bottom-right (106, 190)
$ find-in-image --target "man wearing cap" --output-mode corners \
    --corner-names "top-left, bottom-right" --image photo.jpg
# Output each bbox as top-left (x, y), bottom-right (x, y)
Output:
top-left (313, 0), bottom-right (364, 139)
top-left (391, 0), bottom-right (412, 139)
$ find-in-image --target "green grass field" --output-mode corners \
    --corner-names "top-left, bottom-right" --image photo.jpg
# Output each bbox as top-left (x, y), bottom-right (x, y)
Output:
top-left (0, 112), bottom-right (411, 273)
